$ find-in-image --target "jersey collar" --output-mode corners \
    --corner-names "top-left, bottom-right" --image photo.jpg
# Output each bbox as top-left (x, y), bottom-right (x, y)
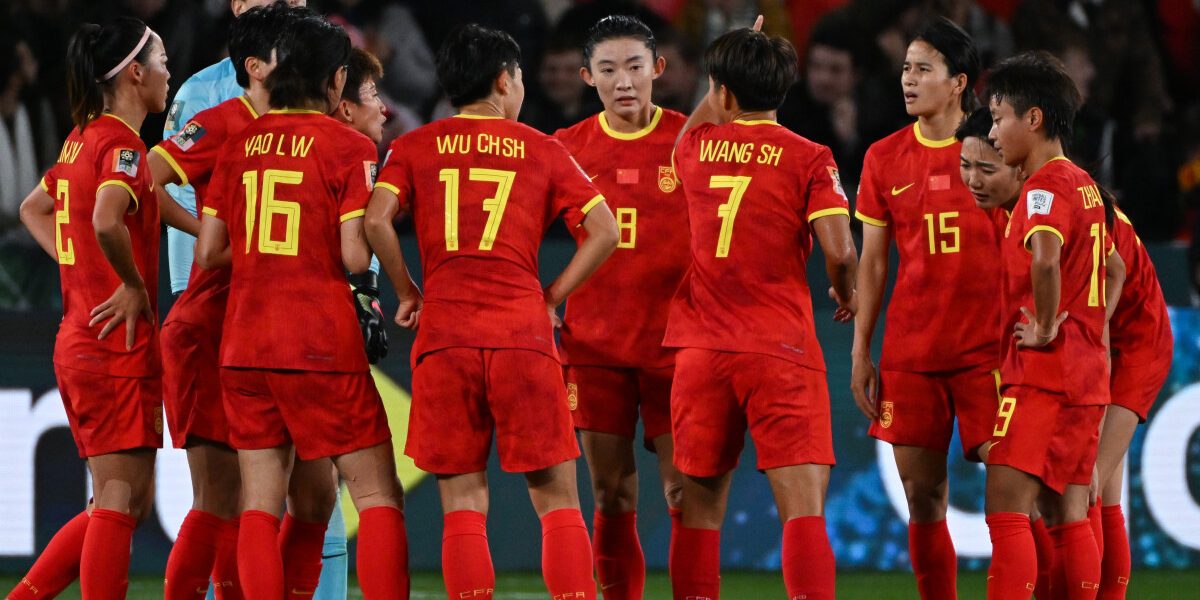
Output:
top-left (913, 122), bottom-right (956, 148)
top-left (599, 105), bottom-right (663, 140)
top-left (100, 113), bottom-right (140, 136)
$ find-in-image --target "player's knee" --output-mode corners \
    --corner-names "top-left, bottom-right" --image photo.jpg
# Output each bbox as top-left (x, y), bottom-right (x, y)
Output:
top-left (662, 481), bottom-right (684, 510)
top-left (592, 476), bottom-right (636, 514)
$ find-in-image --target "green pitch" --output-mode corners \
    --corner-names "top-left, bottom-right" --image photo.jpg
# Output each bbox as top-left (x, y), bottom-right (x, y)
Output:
top-left (3, 570), bottom-right (1198, 598)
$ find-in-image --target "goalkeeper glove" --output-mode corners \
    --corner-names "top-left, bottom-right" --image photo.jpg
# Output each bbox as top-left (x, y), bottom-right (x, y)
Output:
top-left (349, 271), bottom-right (388, 364)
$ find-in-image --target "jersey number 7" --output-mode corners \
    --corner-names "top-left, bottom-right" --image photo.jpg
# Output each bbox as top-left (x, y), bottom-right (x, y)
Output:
top-left (710, 175), bottom-right (751, 258)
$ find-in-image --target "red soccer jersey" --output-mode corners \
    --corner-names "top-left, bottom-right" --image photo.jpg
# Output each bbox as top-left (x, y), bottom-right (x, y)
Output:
top-left (663, 119), bottom-right (849, 371)
top-left (375, 114), bottom-right (606, 363)
top-left (1001, 157), bottom-right (1110, 405)
top-left (152, 96), bottom-right (258, 327)
top-left (554, 107), bottom-right (689, 368)
top-left (856, 123), bottom-right (1003, 372)
top-left (205, 110), bottom-right (377, 372)
top-left (40, 114), bottom-right (160, 377)
top-left (1109, 208), bottom-right (1172, 368)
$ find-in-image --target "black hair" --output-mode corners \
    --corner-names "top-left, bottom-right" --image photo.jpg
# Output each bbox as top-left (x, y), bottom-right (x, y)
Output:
top-left (954, 106), bottom-right (994, 147)
top-left (229, 1), bottom-right (307, 89)
top-left (342, 47), bottom-right (383, 104)
top-left (583, 15), bottom-right (656, 68)
top-left (703, 28), bottom-right (797, 112)
top-left (436, 24), bottom-right (521, 108)
top-left (913, 16), bottom-right (980, 113)
top-left (985, 51), bottom-right (1081, 143)
top-left (266, 16), bottom-right (351, 110)
top-left (65, 18), bottom-right (152, 130)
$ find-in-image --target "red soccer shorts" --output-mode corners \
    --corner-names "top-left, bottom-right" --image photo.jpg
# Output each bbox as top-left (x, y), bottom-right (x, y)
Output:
top-left (1109, 357), bottom-right (1171, 422)
top-left (986, 385), bottom-right (1104, 494)
top-left (670, 348), bottom-right (835, 477)
top-left (869, 366), bottom-right (1000, 461)
top-left (564, 364), bottom-right (673, 450)
top-left (407, 347), bottom-right (580, 474)
top-left (54, 364), bottom-right (163, 458)
top-left (161, 320), bottom-right (229, 448)
top-left (220, 367), bottom-right (389, 460)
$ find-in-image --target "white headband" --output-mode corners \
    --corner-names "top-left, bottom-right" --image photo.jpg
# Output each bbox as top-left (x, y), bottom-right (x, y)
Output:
top-left (98, 27), bottom-right (152, 82)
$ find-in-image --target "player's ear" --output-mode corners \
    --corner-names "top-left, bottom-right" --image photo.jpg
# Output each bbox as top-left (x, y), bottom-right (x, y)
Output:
top-left (653, 55), bottom-right (666, 79)
top-left (580, 66), bottom-right (595, 87)
top-left (495, 68), bottom-right (511, 97)
top-left (1026, 106), bottom-right (1043, 133)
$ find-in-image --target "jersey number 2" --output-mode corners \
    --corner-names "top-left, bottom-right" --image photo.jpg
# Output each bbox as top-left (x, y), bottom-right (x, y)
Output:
top-left (439, 168), bottom-right (516, 251)
top-left (54, 180), bottom-right (75, 265)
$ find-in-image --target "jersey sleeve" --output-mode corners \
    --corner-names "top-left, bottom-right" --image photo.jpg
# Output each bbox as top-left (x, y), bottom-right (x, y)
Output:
top-left (374, 140), bottom-right (414, 211)
top-left (151, 111), bottom-right (224, 188)
top-left (1020, 184), bottom-right (1071, 249)
top-left (803, 146), bottom-right (851, 222)
top-left (39, 161), bottom-right (60, 196)
top-left (673, 123), bottom-right (713, 185)
top-left (94, 137), bottom-right (147, 213)
top-left (337, 137), bottom-right (379, 222)
top-left (201, 151), bottom-right (233, 220)
top-left (854, 147), bottom-right (889, 227)
top-left (546, 137), bottom-right (606, 229)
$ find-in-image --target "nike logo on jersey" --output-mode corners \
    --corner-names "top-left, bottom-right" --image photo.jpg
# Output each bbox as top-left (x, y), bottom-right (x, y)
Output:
top-left (891, 183), bottom-right (915, 196)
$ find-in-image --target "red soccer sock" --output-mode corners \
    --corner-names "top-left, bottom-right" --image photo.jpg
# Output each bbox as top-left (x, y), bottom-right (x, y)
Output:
top-left (165, 510), bottom-right (223, 600)
top-left (1088, 502), bottom-right (1104, 560)
top-left (782, 516), bottom-right (836, 600)
top-left (1032, 518), bottom-right (1055, 600)
top-left (987, 512), bottom-right (1037, 600)
top-left (1051, 520), bottom-right (1100, 600)
top-left (442, 510), bottom-right (494, 598)
top-left (80, 509), bottom-right (136, 600)
top-left (237, 510), bottom-right (282, 600)
top-left (212, 517), bottom-right (242, 600)
top-left (1098, 505), bottom-right (1130, 600)
top-left (593, 510), bottom-right (645, 600)
top-left (669, 525), bottom-right (720, 600)
top-left (278, 513), bottom-right (326, 600)
top-left (540, 509), bottom-right (595, 600)
top-left (7, 511), bottom-right (88, 599)
top-left (357, 507), bottom-right (409, 599)
top-left (667, 507), bottom-right (682, 580)
top-left (908, 520), bottom-right (956, 599)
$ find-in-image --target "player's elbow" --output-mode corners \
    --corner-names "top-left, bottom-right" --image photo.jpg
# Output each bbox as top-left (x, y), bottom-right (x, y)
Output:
top-left (342, 247), bottom-right (371, 274)
top-left (194, 242), bottom-right (218, 270)
top-left (91, 213), bottom-right (123, 245)
top-left (363, 211), bottom-right (392, 249)
top-left (826, 244), bottom-right (858, 276)
top-left (584, 210), bottom-right (620, 256)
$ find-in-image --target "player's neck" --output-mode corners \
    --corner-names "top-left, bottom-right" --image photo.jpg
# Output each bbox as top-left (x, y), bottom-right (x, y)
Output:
top-left (244, 83), bottom-right (270, 117)
top-left (458, 100), bottom-right (506, 120)
top-left (1023, 140), bottom-right (1067, 177)
top-left (916, 106), bottom-right (964, 142)
top-left (729, 109), bottom-right (776, 123)
top-left (603, 103), bottom-right (656, 133)
top-left (103, 90), bottom-right (148, 133)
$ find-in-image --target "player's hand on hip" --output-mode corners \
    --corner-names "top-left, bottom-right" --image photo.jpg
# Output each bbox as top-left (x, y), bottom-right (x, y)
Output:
top-left (395, 288), bottom-right (422, 331)
top-left (1013, 306), bottom-right (1068, 348)
top-left (89, 282), bottom-right (154, 350)
top-left (850, 353), bottom-right (879, 420)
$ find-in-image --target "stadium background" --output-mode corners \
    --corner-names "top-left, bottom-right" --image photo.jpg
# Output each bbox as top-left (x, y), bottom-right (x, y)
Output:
top-left (0, 0), bottom-right (1199, 585)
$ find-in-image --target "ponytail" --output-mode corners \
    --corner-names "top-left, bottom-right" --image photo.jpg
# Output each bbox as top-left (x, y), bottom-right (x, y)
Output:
top-left (64, 18), bottom-right (151, 130)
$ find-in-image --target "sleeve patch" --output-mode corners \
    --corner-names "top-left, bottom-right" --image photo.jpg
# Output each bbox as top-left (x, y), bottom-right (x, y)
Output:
top-left (1026, 189), bottom-right (1054, 216)
top-left (827, 166), bottom-right (847, 199)
top-left (364, 161), bottom-right (379, 191)
top-left (111, 148), bottom-right (140, 177)
top-left (165, 101), bottom-right (184, 132)
top-left (171, 121), bottom-right (207, 151)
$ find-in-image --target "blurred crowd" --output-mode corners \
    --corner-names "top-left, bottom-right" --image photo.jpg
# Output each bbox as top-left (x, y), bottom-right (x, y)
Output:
top-left (1, 0), bottom-right (1199, 309)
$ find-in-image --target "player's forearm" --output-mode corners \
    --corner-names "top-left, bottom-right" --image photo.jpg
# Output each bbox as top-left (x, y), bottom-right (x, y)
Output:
top-left (95, 224), bottom-right (146, 289)
top-left (1029, 258), bottom-right (1061, 330)
top-left (545, 208), bottom-right (618, 307)
top-left (195, 217), bottom-right (231, 270)
top-left (364, 223), bottom-right (415, 299)
top-left (677, 90), bottom-right (720, 145)
top-left (157, 187), bottom-right (200, 236)
top-left (19, 189), bottom-right (57, 259)
top-left (1104, 250), bottom-right (1126, 323)
top-left (851, 237), bottom-right (887, 357)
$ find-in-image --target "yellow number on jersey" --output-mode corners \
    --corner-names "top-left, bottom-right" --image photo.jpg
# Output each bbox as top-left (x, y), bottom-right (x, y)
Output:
top-left (993, 396), bottom-right (1016, 437)
top-left (54, 180), bottom-right (75, 265)
top-left (438, 168), bottom-right (517, 251)
top-left (241, 169), bottom-right (303, 256)
top-left (710, 175), bottom-right (751, 258)
top-left (1088, 222), bottom-right (1106, 307)
top-left (616, 207), bottom-right (637, 249)
top-left (922, 211), bottom-right (960, 254)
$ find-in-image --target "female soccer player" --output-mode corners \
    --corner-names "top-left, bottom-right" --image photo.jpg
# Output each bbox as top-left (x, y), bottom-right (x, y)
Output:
top-left (149, 4), bottom-right (301, 598)
top-left (195, 17), bottom-right (408, 600)
top-left (553, 16), bottom-right (688, 598)
top-left (14, 17), bottom-right (169, 599)
top-left (851, 17), bottom-right (997, 598)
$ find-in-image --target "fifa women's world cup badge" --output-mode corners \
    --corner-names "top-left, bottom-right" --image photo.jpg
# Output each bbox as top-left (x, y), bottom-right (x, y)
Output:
top-left (880, 400), bottom-right (894, 428)
top-left (658, 165), bottom-right (676, 193)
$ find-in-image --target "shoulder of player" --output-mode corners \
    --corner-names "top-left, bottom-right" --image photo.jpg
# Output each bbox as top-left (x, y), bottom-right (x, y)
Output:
top-left (864, 124), bottom-right (918, 157)
top-left (89, 117), bottom-right (147, 153)
top-left (553, 114), bottom-right (595, 146)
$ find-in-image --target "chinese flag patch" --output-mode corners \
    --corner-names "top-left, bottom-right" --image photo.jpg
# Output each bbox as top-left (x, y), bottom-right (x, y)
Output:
top-left (616, 169), bottom-right (639, 185)
top-left (928, 174), bottom-right (951, 191)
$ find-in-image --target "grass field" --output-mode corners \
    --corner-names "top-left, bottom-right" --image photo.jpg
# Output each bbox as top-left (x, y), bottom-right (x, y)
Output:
top-left (4, 570), bottom-right (1199, 599)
